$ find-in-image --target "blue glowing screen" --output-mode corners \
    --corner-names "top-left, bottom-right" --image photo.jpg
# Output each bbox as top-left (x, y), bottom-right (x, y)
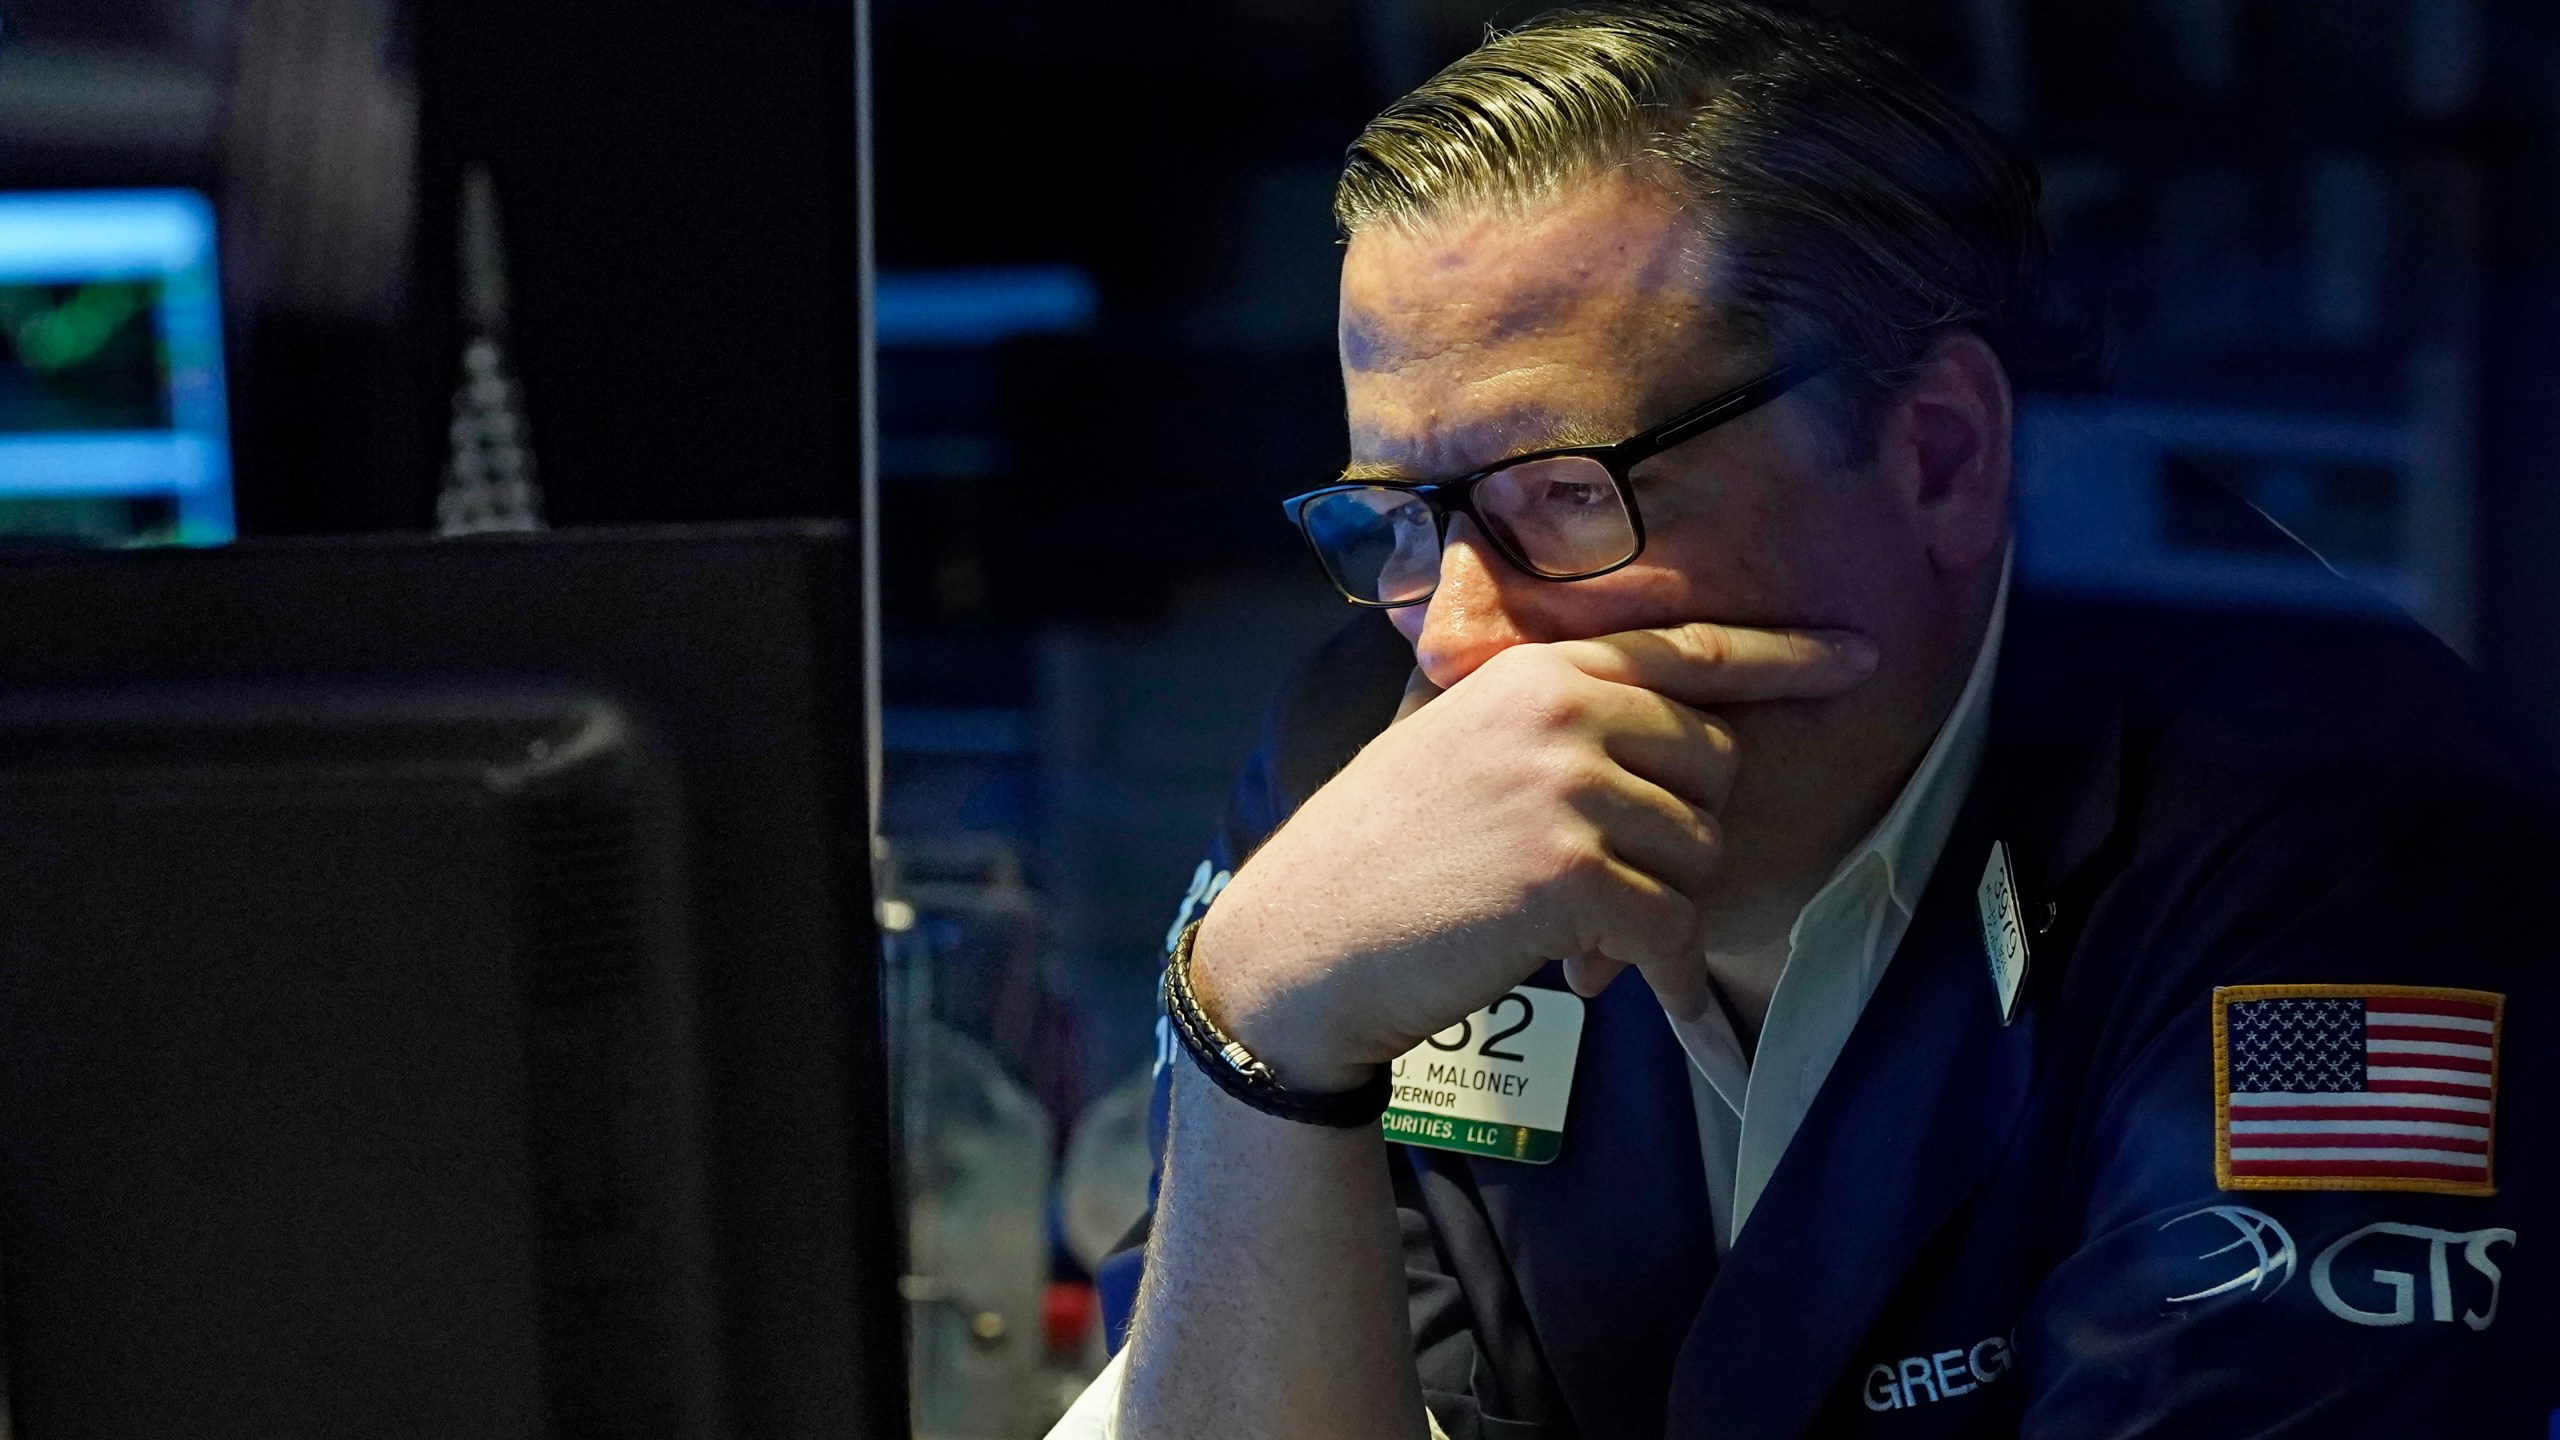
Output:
top-left (0, 189), bottom-right (235, 546)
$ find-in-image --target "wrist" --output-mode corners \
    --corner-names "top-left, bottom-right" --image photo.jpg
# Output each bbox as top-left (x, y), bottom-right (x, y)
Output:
top-left (1187, 909), bottom-right (1378, 1095)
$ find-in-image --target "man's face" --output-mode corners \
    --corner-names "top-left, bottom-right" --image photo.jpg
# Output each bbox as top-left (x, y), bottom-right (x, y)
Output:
top-left (1339, 171), bottom-right (1985, 932)
top-left (1337, 170), bottom-right (1939, 691)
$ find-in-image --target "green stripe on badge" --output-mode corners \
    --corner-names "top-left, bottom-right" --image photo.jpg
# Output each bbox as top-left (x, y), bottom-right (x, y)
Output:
top-left (1383, 1107), bottom-right (1563, 1164)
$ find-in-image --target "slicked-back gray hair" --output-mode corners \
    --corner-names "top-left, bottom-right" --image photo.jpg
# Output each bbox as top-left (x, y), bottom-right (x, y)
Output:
top-left (1337, 1), bottom-right (2098, 449)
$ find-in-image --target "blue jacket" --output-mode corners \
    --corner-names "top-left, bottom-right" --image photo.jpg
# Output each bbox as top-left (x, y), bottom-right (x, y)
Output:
top-left (1098, 567), bottom-right (2560, 1438)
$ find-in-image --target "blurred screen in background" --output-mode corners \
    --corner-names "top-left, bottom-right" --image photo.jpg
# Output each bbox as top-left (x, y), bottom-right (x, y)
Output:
top-left (0, 190), bottom-right (234, 547)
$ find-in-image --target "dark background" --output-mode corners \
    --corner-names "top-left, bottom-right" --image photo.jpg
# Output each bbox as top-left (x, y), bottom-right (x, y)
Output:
top-left (4, 0), bottom-right (2559, 1428)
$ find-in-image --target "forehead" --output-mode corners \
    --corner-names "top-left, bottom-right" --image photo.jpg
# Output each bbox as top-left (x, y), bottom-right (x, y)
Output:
top-left (1338, 172), bottom-right (1730, 476)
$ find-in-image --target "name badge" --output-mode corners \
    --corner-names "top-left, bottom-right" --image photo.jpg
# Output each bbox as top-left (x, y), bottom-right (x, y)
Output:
top-left (1977, 840), bottom-right (2031, 1025)
top-left (1385, 986), bottom-right (1586, 1164)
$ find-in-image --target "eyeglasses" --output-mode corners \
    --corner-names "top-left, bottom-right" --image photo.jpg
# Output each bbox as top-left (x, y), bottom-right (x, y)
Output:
top-left (1281, 364), bottom-right (1820, 609)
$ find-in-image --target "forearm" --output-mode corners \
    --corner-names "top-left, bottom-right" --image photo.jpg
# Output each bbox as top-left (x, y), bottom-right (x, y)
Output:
top-left (1117, 1057), bottom-right (1430, 1440)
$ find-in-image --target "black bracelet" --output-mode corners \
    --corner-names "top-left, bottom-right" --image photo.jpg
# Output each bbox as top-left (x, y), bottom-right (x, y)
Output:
top-left (1162, 920), bottom-right (1392, 1128)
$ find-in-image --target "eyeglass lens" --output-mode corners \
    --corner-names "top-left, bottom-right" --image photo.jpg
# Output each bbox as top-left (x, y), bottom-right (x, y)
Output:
top-left (1299, 488), bottom-right (1442, 605)
top-left (1300, 455), bottom-right (1636, 604)
top-left (1474, 456), bottom-right (1636, 578)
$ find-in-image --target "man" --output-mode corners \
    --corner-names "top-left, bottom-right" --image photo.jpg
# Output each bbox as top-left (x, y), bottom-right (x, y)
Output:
top-left (1053, 4), bottom-right (2560, 1436)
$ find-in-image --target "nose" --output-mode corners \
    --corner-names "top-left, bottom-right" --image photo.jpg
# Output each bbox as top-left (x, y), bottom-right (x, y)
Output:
top-left (1398, 519), bottom-right (1541, 689)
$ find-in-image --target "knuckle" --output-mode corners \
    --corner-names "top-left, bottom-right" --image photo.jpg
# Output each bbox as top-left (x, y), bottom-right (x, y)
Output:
top-left (1518, 685), bottom-right (1583, 733)
top-left (1518, 679), bottom-right (1600, 738)
top-left (1544, 836), bottom-right (1615, 894)
top-left (1676, 622), bottom-right (1733, 668)
top-left (1698, 714), bottom-right (1740, 763)
top-left (1535, 744), bottom-right (1611, 799)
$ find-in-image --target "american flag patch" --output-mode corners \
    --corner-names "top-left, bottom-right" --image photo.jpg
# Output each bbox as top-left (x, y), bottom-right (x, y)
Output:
top-left (2214, 984), bottom-right (2503, 1196)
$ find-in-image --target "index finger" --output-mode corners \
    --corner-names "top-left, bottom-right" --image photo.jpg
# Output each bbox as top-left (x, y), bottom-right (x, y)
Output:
top-left (1550, 622), bottom-right (1879, 706)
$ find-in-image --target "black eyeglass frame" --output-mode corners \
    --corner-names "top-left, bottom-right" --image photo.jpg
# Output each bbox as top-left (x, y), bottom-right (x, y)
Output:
top-left (1280, 362), bottom-right (1823, 609)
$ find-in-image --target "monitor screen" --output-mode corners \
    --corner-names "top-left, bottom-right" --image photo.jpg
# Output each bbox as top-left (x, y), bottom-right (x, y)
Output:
top-left (0, 526), bottom-right (901, 1437)
top-left (0, 189), bottom-right (235, 547)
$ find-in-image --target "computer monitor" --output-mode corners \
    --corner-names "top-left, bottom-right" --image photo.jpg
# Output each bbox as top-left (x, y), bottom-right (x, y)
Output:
top-left (0, 189), bottom-right (235, 547)
top-left (0, 525), bottom-right (900, 1439)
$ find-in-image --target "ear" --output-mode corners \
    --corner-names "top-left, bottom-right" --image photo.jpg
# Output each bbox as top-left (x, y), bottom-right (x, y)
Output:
top-left (1874, 330), bottom-right (2013, 573)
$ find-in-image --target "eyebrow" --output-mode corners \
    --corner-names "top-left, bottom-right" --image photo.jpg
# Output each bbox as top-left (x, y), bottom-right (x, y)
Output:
top-left (1339, 414), bottom-right (1623, 483)
top-left (1338, 458), bottom-right (1426, 482)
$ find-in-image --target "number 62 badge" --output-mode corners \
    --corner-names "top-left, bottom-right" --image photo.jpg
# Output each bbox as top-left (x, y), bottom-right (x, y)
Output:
top-left (1385, 986), bottom-right (1587, 1164)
